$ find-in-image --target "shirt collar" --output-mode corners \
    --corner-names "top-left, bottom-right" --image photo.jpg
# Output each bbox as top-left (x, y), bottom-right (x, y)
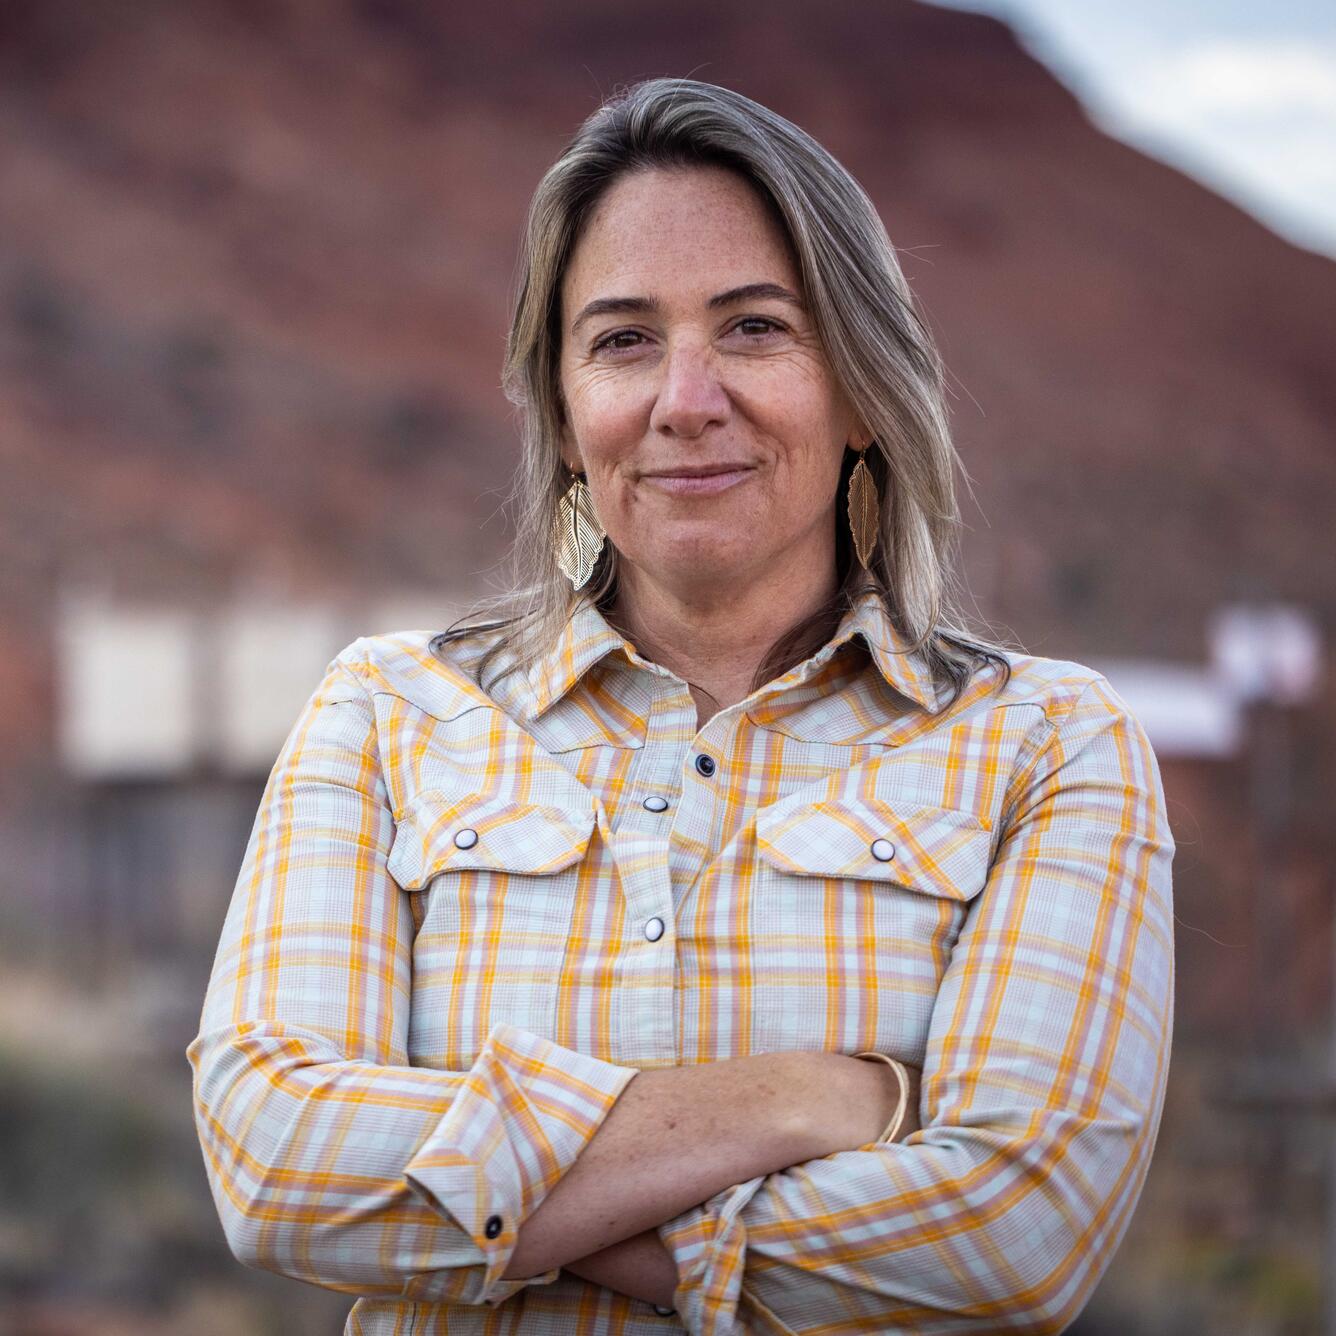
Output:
top-left (524, 599), bottom-right (641, 720)
top-left (822, 586), bottom-right (943, 714)
top-left (522, 586), bottom-right (941, 720)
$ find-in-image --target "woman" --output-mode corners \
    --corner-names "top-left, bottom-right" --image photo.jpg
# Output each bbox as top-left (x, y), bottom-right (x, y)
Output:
top-left (189, 78), bottom-right (1175, 1335)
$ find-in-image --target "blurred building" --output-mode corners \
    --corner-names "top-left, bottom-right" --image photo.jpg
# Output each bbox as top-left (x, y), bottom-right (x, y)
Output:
top-left (2, 1), bottom-right (1335, 1332)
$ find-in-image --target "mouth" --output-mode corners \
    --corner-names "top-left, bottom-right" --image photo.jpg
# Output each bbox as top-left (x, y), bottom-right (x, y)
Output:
top-left (640, 463), bottom-right (757, 497)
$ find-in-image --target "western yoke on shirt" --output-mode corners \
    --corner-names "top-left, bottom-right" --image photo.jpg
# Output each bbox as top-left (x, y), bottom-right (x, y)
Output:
top-left (188, 587), bottom-right (1176, 1335)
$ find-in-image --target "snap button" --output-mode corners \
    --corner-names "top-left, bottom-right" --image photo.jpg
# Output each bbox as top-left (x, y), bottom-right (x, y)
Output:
top-left (653, 1304), bottom-right (676, 1316)
top-left (694, 753), bottom-right (717, 777)
top-left (484, 1213), bottom-right (503, 1239)
top-left (870, 838), bottom-right (896, 862)
top-left (454, 828), bottom-right (479, 850)
top-left (643, 795), bottom-right (670, 812)
top-left (644, 916), bottom-right (665, 942)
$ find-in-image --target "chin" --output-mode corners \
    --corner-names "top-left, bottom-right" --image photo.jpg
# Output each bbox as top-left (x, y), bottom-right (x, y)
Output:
top-left (632, 536), bottom-right (753, 586)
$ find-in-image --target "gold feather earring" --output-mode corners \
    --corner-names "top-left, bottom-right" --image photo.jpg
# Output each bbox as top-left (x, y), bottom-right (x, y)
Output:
top-left (847, 439), bottom-right (880, 569)
top-left (553, 471), bottom-right (606, 590)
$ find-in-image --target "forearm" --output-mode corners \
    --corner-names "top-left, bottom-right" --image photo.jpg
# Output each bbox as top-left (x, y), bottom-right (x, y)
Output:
top-left (564, 1229), bottom-right (679, 1310)
top-left (505, 1049), bottom-right (910, 1280)
top-left (503, 1049), bottom-right (808, 1278)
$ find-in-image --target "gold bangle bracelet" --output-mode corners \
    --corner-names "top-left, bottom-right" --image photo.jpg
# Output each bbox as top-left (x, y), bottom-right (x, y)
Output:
top-left (851, 1050), bottom-right (910, 1143)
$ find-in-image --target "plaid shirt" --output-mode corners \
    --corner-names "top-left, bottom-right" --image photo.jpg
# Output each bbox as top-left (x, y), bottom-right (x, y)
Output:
top-left (188, 587), bottom-right (1175, 1335)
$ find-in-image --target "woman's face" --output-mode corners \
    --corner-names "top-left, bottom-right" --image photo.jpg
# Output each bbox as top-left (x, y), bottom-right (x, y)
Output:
top-left (557, 165), bottom-right (864, 597)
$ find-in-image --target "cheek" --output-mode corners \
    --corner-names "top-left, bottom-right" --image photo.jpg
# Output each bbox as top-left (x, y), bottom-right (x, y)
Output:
top-left (746, 366), bottom-right (848, 469)
top-left (765, 415), bottom-right (846, 501)
top-left (567, 381), bottom-right (644, 475)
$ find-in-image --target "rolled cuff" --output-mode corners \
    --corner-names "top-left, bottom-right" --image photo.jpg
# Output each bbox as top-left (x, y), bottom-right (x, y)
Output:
top-left (403, 1022), bottom-right (639, 1306)
top-left (656, 1176), bottom-right (766, 1335)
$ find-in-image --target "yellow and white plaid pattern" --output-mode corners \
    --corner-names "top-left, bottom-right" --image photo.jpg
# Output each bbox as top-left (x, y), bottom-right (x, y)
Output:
top-left (188, 587), bottom-right (1175, 1335)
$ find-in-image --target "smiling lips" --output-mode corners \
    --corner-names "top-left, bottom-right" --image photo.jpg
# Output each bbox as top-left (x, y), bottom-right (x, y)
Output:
top-left (640, 463), bottom-right (756, 496)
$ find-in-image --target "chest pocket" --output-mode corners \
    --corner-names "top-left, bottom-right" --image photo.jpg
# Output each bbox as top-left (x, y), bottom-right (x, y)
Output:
top-left (756, 797), bottom-right (992, 899)
top-left (749, 796), bottom-right (994, 1060)
top-left (388, 789), bottom-right (596, 1069)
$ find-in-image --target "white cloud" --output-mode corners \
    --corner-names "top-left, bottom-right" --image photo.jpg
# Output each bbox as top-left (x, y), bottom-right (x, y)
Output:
top-left (1092, 38), bottom-right (1336, 255)
top-left (926, 5), bottom-right (1336, 256)
top-left (1153, 39), bottom-right (1336, 116)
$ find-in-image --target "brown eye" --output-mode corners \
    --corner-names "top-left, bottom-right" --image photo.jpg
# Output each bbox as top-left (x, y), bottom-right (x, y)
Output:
top-left (733, 317), bottom-right (783, 337)
top-left (593, 330), bottom-right (645, 354)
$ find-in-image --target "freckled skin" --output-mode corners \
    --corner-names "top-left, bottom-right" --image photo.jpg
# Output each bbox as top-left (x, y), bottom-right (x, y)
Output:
top-left (558, 165), bottom-right (866, 601)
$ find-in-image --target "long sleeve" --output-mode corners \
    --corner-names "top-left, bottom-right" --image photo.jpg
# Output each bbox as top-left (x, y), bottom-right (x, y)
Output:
top-left (186, 641), bottom-right (639, 1306)
top-left (657, 676), bottom-right (1176, 1335)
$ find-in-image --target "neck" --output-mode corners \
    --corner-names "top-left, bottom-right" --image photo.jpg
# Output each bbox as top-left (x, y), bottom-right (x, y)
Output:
top-left (610, 555), bottom-right (841, 726)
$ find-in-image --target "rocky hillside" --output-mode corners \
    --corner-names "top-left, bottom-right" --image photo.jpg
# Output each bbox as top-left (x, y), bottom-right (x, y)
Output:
top-left (1, 0), bottom-right (1334, 776)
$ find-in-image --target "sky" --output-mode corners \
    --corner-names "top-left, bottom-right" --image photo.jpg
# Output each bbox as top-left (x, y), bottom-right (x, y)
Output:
top-left (926, 0), bottom-right (1336, 260)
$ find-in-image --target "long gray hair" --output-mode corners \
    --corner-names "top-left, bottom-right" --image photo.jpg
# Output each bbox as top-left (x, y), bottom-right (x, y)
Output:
top-left (432, 76), bottom-right (1015, 708)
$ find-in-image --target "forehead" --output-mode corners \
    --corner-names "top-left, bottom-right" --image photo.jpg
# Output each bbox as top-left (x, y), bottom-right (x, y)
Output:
top-left (560, 165), bottom-right (799, 307)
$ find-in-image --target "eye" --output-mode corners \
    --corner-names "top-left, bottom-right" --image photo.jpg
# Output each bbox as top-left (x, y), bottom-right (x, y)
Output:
top-left (591, 329), bottom-right (648, 355)
top-left (590, 316), bottom-right (786, 357)
top-left (732, 316), bottom-right (784, 338)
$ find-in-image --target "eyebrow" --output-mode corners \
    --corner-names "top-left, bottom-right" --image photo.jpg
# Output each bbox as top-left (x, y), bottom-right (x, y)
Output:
top-left (570, 282), bottom-right (805, 334)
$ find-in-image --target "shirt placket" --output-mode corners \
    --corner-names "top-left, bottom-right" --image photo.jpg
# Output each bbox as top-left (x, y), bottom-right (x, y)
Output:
top-left (601, 646), bottom-right (849, 1069)
top-left (608, 674), bottom-right (698, 1066)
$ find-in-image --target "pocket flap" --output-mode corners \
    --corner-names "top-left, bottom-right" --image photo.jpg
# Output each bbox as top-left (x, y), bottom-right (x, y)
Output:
top-left (388, 789), bottom-right (596, 890)
top-left (755, 797), bottom-right (993, 902)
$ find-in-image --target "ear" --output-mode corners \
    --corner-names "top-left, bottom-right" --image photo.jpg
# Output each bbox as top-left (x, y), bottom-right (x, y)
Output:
top-left (558, 419), bottom-right (583, 475)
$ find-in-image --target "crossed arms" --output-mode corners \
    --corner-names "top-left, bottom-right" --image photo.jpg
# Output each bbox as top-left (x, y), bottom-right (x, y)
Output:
top-left (503, 1048), bottom-right (924, 1309)
top-left (188, 648), bottom-right (1174, 1334)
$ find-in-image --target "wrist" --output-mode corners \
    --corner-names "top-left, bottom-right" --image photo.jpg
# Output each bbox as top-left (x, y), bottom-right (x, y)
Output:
top-left (773, 1050), bottom-right (868, 1158)
top-left (850, 1051), bottom-right (910, 1143)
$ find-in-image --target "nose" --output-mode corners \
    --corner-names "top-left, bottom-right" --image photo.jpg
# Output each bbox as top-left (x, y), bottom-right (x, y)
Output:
top-left (649, 340), bottom-right (730, 440)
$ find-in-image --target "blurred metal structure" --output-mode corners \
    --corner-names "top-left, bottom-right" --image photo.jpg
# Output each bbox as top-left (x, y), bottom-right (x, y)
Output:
top-left (1201, 603), bottom-right (1331, 1333)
